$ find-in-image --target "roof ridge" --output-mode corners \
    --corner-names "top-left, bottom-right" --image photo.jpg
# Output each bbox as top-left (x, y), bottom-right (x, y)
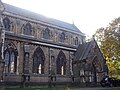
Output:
top-left (3, 3), bottom-right (83, 34)
top-left (80, 42), bottom-right (91, 60)
top-left (3, 3), bottom-right (71, 25)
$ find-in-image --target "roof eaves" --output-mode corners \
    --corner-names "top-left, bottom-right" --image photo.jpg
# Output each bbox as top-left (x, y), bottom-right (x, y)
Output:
top-left (3, 3), bottom-right (83, 34)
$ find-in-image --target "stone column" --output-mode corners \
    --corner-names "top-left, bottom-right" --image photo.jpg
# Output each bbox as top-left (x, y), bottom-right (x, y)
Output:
top-left (22, 44), bottom-right (30, 87)
top-left (24, 53), bottom-right (29, 74)
top-left (16, 42), bottom-right (20, 75)
top-left (16, 56), bottom-right (19, 75)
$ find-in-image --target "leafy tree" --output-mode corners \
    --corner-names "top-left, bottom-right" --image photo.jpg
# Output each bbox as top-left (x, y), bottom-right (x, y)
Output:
top-left (94, 17), bottom-right (120, 78)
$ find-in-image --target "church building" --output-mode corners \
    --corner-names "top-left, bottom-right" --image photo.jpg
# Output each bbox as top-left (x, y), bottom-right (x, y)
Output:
top-left (0, 0), bottom-right (108, 87)
top-left (73, 39), bottom-right (108, 86)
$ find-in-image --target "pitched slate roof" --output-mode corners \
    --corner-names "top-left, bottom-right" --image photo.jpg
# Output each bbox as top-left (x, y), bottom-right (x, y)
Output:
top-left (74, 38), bottom-right (97, 61)
top-left (74, 38), bottom-right (108, 72)
top-left (74, 41), bottom-right (91, 61)
top-left (3, 3), bottom-right (84, 34)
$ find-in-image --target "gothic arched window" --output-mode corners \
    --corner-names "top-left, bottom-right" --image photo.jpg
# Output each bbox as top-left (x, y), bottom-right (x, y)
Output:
top-left (4, 47), bottom-right (17, 73)
top-left (23, 23), bottom-right (32, 35)
top-left (75, 37), bottom-right (79, 45)
top-left (56, 51), bottom-right (66, 75)
top-left (33, 47), bottom-right (45, 74)
top-left (4, 51), bottom-right (9, 66)
top-left (43, 28), bottom-right (50, 39)
top-left (3, 17), bottom-right (10, 31)
top-left (59, 32), bottom-right (65, 43)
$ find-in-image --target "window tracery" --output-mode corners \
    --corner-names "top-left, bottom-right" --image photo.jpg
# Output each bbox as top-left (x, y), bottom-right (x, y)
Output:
top-left (59, 32), bottom-right (65, 43)
top-left (23, 23), bottom-right (32, 35)
top-left (3, 17), bottom-right (10, 31)
top-left (43, 28), bottom-right (50, 39)
top-left (33, 47), bottom-right (45, 74)
top-left (4, 44), bottom-right (18, 73)
top-left (56, 51), bottom-right (66, 75)
top-left (75, 37), bottom-right (79, 45)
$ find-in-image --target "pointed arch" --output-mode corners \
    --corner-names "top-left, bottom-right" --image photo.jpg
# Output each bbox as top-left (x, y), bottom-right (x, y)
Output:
top-left (32, 47), bottom-right (45, 74)
top-left (23, 23), bottom-right (32, 35)
top-left (75, 37), bottom-right (79, 45)
top-left (56, 51), bottom-right (66, 75)
top-left (43, 27), bottom-right (50, 39)
top-left (92, 56), bottom-right (102, 83)
top-left (3, 17), bottom-right (10, 31)
top-left (92, 56), bottom-right (102, 72)
top-left (4, 42), bottom-right (18, 73)
top-left (5, 42), bottom-right (18, 50)
top-left (59, 32), bottom-right (65, 43)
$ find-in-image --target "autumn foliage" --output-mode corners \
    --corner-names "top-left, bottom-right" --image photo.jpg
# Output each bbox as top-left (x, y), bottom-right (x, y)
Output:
top-left (94, 17), bottom-right (120, 79)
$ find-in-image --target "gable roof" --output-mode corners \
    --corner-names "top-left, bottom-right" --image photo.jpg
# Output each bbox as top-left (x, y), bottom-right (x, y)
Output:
top-left (73, 38), bottom-right (108, 72)
top-left (74, 41), bottom-right (91, 61)
top-left (3, 3), bottom-right (84, 35)
top-left (74, 38), bottom-right (99, 61)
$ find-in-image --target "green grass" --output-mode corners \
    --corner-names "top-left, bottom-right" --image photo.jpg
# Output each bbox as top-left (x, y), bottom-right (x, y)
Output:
top-left (6, 87), bottom-right (120, 90)
top-left (5, 87), bottom-right (68, 90)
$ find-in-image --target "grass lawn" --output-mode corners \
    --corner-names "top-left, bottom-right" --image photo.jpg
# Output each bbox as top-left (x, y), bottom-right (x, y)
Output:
top-left (5, 87), bottom-right (68, 90)
top-left (6, 87), bottom-right (120, 90)
top-left (102, 88), bottom-right (120, 90)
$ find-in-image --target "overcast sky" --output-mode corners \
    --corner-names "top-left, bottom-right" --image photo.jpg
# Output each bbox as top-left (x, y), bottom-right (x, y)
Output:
top-left (2, 0), bottom-right (120, 37)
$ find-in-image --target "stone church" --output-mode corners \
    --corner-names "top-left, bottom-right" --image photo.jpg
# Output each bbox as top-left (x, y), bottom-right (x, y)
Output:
top-left (73, 38), bottom-right (108, 86)
top-left (0, 0), bottom-right (108, 87)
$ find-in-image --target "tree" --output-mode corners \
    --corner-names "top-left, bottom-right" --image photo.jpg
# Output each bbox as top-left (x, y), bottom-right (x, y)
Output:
top-left (94, 17), bottom-right (120, 78)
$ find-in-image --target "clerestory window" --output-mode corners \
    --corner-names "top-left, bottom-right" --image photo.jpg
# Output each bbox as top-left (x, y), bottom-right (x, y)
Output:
top-left (43, 28), bottom-right (50, 39)
top-left (59, 32), bottom-right (65, 43)
top-left (75, 37), bottom-right (79, 45)
top-left (23, 23), bottom-right (32, 35)
top-left (3, 17), bottom-right (10, 31)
